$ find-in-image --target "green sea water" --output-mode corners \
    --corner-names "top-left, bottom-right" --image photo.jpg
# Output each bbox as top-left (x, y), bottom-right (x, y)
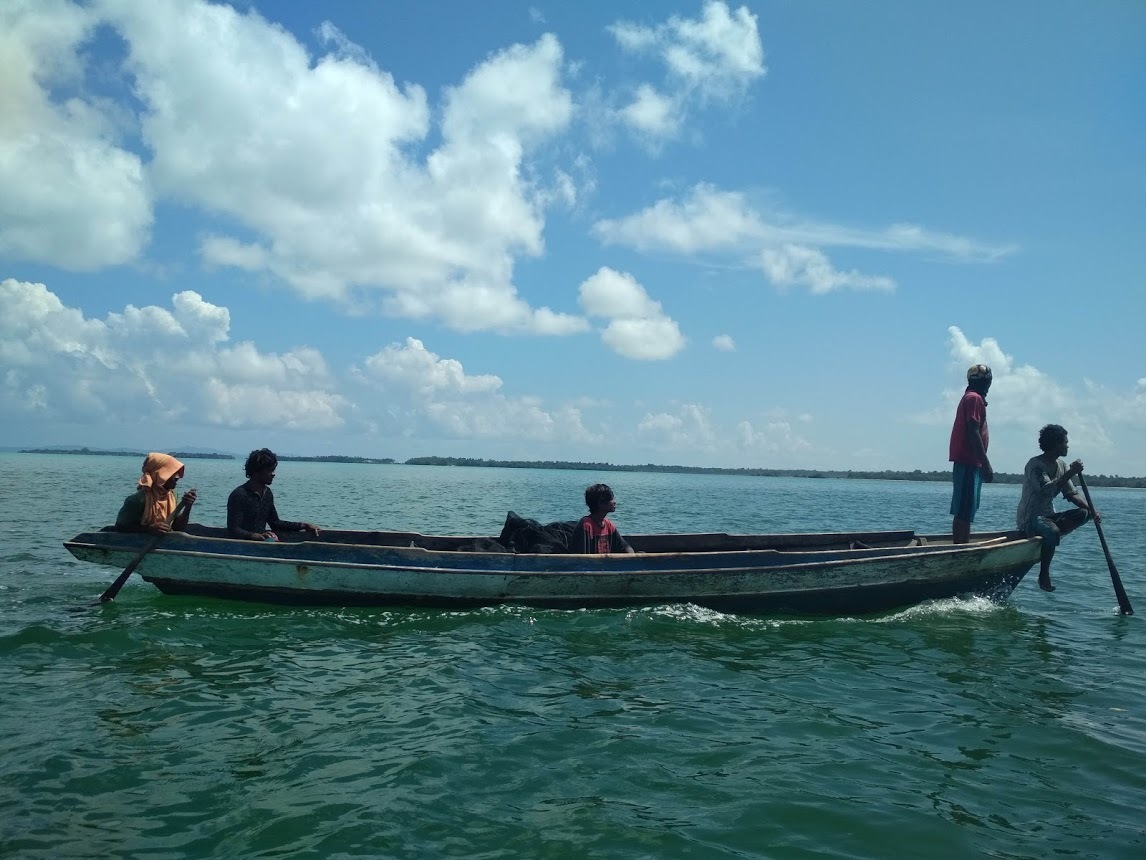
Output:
top-left (1, 454), bottom-right (1143, 859)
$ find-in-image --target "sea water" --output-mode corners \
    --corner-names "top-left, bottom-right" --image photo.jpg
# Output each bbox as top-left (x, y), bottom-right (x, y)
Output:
top-left (1, 454), bottom-right (1143, 858)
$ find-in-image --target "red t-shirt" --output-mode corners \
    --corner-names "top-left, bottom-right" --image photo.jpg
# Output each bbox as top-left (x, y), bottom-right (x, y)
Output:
top-left (570, 516), bottom-right (631, 554)
top-left (949, 389), bottom-right (989, 466)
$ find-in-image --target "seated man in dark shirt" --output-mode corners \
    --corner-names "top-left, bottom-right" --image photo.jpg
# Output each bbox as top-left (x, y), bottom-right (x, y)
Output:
top-left (226, 448), bottom-right (320, 541)
top-left (569, 483), bottom-right (635, 554)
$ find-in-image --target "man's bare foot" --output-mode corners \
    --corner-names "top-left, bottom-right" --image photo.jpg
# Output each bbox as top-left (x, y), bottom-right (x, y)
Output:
top-left (1038, 577), bottom-right (1056, 592)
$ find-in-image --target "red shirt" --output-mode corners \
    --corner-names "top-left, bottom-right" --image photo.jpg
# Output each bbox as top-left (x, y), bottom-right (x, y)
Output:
top-left (949, 389), bottom-right (988, 466)
top-left (570, 516), bottom-right (631, 554)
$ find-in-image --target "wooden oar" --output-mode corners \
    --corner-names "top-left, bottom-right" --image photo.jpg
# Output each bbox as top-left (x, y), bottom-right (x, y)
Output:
top-left (1078, 475), bottom-right (1133, 616)
top-left (96, 496), bottom-right (191, 604)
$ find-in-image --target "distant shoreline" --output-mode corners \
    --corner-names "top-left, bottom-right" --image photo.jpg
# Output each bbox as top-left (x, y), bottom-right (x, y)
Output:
top-left (17, 448), bottom-right (394, 465)
top-left (19, 448), bottom-right (236, 460)
top-left (401, 456), bottom-right (1146, 488)
top-left (15, 449), bottom-right (1145, 487)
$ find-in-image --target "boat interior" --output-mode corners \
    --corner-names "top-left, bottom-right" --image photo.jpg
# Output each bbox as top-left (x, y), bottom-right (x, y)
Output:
top-left (153, 524), bottom-right (1025, 555)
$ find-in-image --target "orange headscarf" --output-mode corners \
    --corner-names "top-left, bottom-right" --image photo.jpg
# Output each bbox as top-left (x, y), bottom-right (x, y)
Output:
top-left (137, 453), bottom-right (186, 526)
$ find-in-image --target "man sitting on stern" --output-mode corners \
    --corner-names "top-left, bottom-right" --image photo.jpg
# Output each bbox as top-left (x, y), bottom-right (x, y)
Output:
top-left (1016, 424), bottom-right (1097, 592)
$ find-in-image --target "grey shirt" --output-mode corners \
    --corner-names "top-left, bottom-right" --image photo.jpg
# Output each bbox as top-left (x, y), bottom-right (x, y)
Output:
top-left (1016, 456), bottom-right (1081, 533)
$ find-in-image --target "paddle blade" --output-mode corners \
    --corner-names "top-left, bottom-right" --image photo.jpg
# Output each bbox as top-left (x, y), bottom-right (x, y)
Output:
top-left (1078, 475), bottom-right (1133, 616)
top-left (96, 533), bottom-right (164, 603)
top-left (96, 496), bottom-right (190, 604)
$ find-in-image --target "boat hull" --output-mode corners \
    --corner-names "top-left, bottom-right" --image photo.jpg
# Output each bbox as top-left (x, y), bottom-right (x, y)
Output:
top-left (63, 526), bottom-right (1041, 615)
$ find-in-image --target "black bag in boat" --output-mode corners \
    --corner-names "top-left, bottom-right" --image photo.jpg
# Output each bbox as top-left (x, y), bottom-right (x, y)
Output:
top-left (496, 511), bottom-right (577, 554)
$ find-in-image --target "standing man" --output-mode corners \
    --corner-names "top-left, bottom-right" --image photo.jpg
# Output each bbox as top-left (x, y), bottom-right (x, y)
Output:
top-left (226, 448), bottom-right (321, 541)
top-left (1016, 424), bottom-right (1097, 592)
top-left (949, 364), bottom-right (994, 544)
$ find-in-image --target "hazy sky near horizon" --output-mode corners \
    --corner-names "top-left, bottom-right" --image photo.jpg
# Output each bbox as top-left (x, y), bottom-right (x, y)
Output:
top-left (2, 0), bottom-right (1144, 475)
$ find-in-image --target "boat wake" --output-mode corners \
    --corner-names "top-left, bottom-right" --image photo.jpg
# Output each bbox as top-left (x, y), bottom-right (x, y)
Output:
top-left (872, 595), bottom-right (1004, 622)
top-left (623, 595), bottom-right (1008, 628)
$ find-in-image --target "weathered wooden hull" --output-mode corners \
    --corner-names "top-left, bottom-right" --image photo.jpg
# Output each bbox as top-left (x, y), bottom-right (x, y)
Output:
top-left (63, 525), bottom-right (1041, 615)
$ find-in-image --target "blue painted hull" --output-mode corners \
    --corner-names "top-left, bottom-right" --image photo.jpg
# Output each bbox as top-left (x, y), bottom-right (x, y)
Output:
top-left (64, 526), bottom-right (1041, 615)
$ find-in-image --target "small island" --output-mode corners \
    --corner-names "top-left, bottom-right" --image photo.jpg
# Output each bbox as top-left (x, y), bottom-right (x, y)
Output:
top-left (278, 455), bottom-right (396, 464)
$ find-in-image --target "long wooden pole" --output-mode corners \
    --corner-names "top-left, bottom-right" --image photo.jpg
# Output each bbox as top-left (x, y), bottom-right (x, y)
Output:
top-left (1078, 475), bottom-right (1133, 616)
top-left (97, 496), bottom-right (191, 604)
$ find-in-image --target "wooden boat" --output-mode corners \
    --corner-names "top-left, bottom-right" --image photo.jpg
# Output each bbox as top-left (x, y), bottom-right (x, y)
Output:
top-left (63, 525), bottom-right (1042, 615)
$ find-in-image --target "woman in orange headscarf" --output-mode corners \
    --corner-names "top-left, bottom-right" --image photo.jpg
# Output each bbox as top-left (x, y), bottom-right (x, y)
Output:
top-left (114, 453), bottom-right (197, 534)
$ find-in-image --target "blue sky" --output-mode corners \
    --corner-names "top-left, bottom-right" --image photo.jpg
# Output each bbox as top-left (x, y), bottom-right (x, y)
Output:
top-left (2, 0), bottom-right (1144, 474)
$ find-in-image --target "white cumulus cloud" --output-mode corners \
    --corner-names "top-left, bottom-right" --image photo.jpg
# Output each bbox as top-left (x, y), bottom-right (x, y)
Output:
top-left (594, 183), bottom-right (1012, 294)
top-left (578, 267), bottom-right (685, 360)
top-left (355, 337), bottom-right (599, 444)
top-left (619, 84), bottom-right (680, 139)
top-left (761, 244), bottom-right (894, 294)
top-left (0, 278), bottom-right (346, 430)
top-left (608, 1), bottom-right (765, 144)
top-left (5, 0), bottom-right (590, 335)
top-left (638, 404), bottom-right (717, 449)
top-left (362, 338), bottom-right (502, 396)
top-left (736, 417), bottom-right (811, 454)
top-left (0, 0), bottom-right (152, 269)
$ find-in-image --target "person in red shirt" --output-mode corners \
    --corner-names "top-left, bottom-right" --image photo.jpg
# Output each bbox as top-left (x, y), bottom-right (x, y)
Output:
top-left (949, 364), bottom-right (994, 543)
top-left (569, 484), bottom-right (635, 554)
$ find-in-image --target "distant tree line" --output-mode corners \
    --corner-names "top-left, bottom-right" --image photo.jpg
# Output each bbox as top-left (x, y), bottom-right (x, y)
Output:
top-left (838, 469), bottom-right (1146, 488)
top-left (19, 449), bottom-right (395, 465)
top-left (402, 457), bottom-right (1146, 488)
top-left (18, 449), bottom-right (1145, 487)
top-left (278, 455), bottom-right (396, 464)
top-left (20, 447), bottom-right (234, 459)
top-left (404, 456), bottom-right (836, 478)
